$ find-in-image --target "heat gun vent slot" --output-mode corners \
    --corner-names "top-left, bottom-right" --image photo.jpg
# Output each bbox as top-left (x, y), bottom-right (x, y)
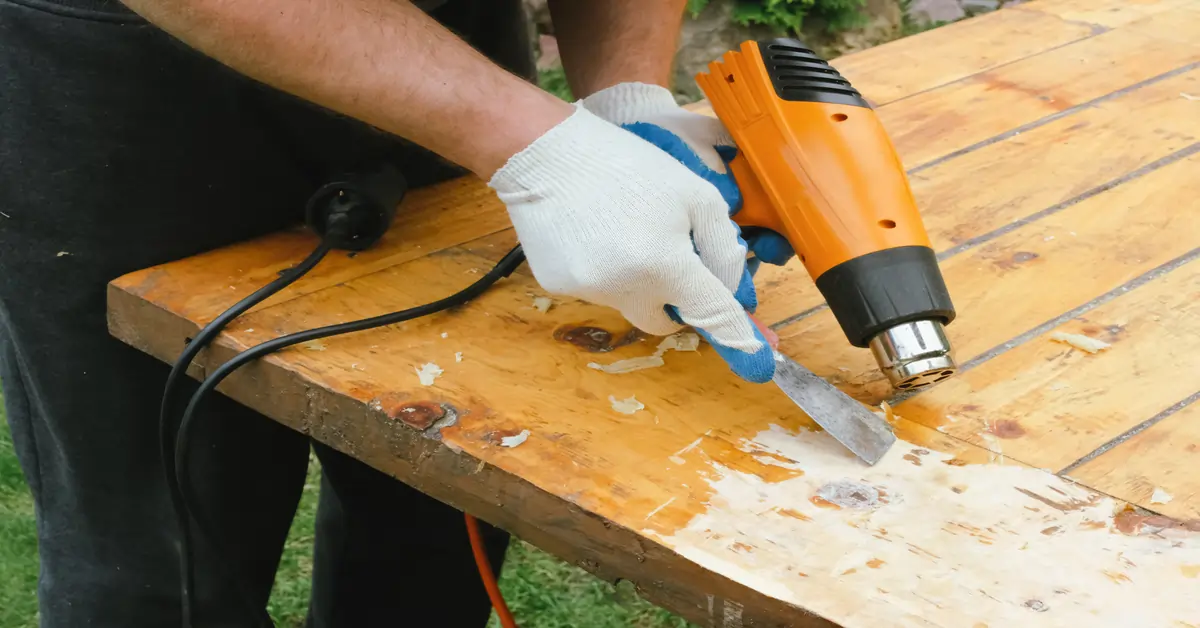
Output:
top-left (771, 63), bottom-right (838, 74)
top-left (766, 43), bottom-right (812, 54)
top-left (758, 38), bottom-right (869, 109)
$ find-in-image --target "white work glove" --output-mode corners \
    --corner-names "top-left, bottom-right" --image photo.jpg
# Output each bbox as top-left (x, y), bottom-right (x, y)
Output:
top-left (582, 81), bottom-right (735, 174)
top-left (582, 82), bottom-right (797, 268)
top-left (488, 103), bottom-right (776, 382)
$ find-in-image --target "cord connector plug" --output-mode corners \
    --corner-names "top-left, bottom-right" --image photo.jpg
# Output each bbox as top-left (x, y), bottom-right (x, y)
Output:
top-left (305, 163), bottom-right (407, 251)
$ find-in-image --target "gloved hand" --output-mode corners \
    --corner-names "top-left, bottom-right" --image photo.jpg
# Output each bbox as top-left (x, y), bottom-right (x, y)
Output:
top-left (489, 103), bottom-right (776, 383)
top-left (580, 82), bottom-right (795, 270)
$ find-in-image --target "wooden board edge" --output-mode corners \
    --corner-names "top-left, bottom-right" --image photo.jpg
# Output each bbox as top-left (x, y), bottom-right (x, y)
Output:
top-left (105, 282), bottom-right (837, 627)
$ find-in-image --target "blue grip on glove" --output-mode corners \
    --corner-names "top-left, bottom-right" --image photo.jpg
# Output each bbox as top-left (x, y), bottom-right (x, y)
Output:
top-left (621, 122), bottom-right (777, 384)
top-left (627, 127), bottom-right (795, 269)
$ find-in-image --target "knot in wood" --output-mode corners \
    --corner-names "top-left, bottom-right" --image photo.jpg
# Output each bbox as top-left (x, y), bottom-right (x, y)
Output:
top-left (390, 401), bottom-right (446, 430)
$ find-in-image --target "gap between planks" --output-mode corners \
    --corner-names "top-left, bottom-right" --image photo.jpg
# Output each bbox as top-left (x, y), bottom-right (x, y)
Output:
top-left (894, 246), bottom-right (1200, 406)
top-left (882, 247), bottom-right (1200, 474)
top-left (1059, 388), bottom-right (1200, 475)
top-left (769, 141), bottom-right (1200, 331)
top-left (1009, 8), bottom-right (1111, 38)
top-left (910, 60), bottom-right (1200, 174)
top-left (877, 20), bottom-right (1106, 109)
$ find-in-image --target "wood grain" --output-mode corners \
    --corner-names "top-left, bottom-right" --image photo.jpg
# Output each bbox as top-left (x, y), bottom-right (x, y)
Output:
top-left (110, 246), bottom-right (1200, 627)
top-left (751, 66), bottom-right (1200, 326)
top-left (832, 5), bottom-right (1097, 106)
top-left (878, 4), bottom-right (1200, 169)
top-left (897, 253), bottom-right (1200, 473)
top-left (1070, 400), bottom-right (1200, 521)
top-left (772, 151), bottom-right (1200, 406)
top-left (1021, 0), bottom-right (1200, 28)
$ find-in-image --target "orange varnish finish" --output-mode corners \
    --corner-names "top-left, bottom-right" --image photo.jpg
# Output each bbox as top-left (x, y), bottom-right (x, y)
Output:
top-left (696, 41), bottom-right (932, 280)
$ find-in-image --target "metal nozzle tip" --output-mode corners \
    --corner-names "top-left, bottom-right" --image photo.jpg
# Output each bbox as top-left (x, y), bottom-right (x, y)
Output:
top-left (868, 320), bottom-right (956, 390)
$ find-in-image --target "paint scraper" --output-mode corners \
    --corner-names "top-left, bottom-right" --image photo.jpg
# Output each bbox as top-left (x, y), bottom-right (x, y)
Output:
top-left (771, 351), bottom-right (896, 465)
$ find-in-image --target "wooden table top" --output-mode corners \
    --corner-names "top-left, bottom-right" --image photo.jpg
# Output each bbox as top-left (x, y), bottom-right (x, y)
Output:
top-left (108, 1), bottom-right (1200, 625)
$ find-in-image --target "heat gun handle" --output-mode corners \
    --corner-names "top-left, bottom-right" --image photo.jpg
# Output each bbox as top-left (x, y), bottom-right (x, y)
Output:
top-left (728, 152), bottom-right (786, 238)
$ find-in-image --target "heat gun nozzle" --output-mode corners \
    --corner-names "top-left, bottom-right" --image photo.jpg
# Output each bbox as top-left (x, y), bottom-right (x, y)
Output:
top-left (869, 320), bottom-right (956, 391)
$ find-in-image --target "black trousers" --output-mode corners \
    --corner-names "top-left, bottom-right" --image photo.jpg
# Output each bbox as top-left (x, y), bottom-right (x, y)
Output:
top-left (0, 1), bottom-right (533, 625)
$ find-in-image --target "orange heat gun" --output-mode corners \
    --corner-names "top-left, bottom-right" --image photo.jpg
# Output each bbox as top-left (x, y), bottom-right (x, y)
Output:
top-left (696, 38), bottom-right (957, 391)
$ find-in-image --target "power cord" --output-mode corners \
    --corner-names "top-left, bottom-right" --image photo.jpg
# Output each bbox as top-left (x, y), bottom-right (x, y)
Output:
top-left (161, 164), bottom-right (406, 627)
top-left (160, 163), bottom-right (526, 627)
top-left (174, 245), bottom-right (524, 628)
top-left (159, 242), bottom-right (332, 627)
top-left (466, 512), bottom-right (517, 627)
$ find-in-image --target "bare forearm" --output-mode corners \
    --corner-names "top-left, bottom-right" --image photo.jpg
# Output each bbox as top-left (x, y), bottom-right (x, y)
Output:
top-left (548, 0), bottom-right (687, 97)
top-left (120, 0), bottom-right (572, 178)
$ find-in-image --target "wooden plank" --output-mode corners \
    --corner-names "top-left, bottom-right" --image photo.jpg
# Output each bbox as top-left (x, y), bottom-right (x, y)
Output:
top-left (771, 151), bottom-right (1200, 406)
top-left (1020, 0), bottom-right (1200, 28)
top-left (642, 424), bottom-right (1200, 628)
top-left (107, 244), bottom-right (977, 626)
top-left (914, 69), bottom-right (1200, 251)
top-left (751, 67), bottom-right (1200, 326)
top-left (879, 4), bottom-right (1200, 169)
top-left (689, 8), bottom-right (1196, 174)
top-left (1070, 400), bottom-right (1200, 521)
top-left (831, 6), bottom-right (1098, 106)
top-left (109, 246), bottom-right (1200, 627)
top-left (896, 252), bottom-right (1200, 474)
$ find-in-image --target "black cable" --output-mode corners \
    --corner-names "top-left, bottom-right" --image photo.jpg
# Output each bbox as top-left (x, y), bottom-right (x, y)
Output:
top-left (160, 243), bottom-right (332, 628)
top-left (173, 245), bottom-right (525, 625)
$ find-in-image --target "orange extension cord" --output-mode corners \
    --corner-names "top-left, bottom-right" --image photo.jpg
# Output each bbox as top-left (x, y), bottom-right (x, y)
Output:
top-left (465, 513), bottom-right (518, 628)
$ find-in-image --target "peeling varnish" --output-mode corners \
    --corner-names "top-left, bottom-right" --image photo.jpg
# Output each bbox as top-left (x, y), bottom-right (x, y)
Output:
top-left (977, 431), bottom-right (1006, 463)
top-left (1049, 331), bottom-right (1111, 353)
top-left (588, 332), bottom-right (701, 374)
top-left (500, 429), bottom-right (530, 448)
top-left (878, 400), bottom-right (899, 425)
top-left (589, 354), bottom-right (666, 374)
top-left (609, 395), bottom-right (644, 415)
top-left (1151, 487), bottom-right (1174, 505)
top-left (645, 424), bottom-right (1200, 626)
top-left (415, 362), bottom-right (443, 386)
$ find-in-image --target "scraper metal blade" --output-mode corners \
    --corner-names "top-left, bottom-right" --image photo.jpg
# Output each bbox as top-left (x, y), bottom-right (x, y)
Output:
top-left (772, 352), bottom-right (896, 465)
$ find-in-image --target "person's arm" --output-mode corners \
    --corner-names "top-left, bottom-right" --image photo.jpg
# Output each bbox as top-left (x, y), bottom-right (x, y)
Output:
top-left (120, 0), bottom-right (777, 383)
top-left (119, 0), bottom-right (572, 179)
top-left (547, 0), bottom-right (687, 97)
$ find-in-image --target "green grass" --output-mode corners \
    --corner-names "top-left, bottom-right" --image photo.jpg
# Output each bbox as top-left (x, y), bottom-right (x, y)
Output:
top-left (0, 384), bottom-right (690, 627)
top-left (266, 453), bottom-right (320, 626)
top-left (485, 541), bottom-right (694, 628)
top-left (538, 66), bottom-right (574, 102)
top-left (0, 390), bottom-right (38, 628)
